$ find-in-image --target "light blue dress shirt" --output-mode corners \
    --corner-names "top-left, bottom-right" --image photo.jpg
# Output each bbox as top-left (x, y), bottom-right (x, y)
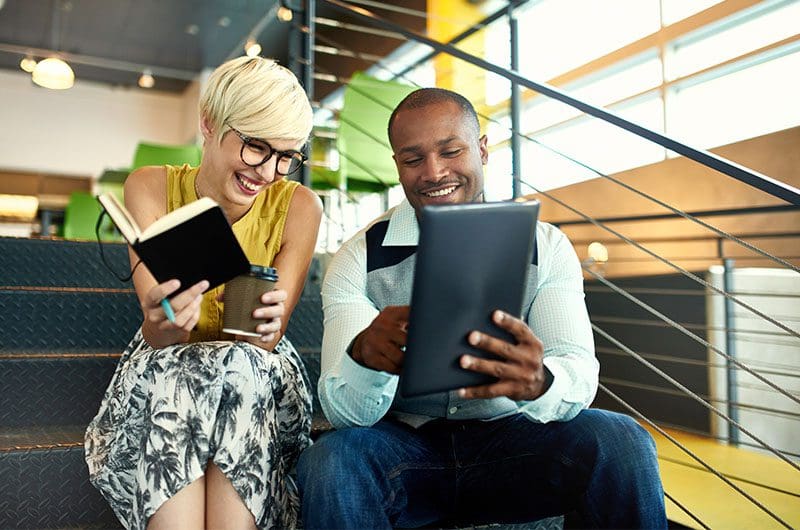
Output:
top-left (318, 199), bottom-right (599, 429)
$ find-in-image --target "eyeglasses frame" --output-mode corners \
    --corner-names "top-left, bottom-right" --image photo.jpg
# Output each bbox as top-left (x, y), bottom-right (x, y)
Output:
top-left (227, 124), bottom-right (307, 176)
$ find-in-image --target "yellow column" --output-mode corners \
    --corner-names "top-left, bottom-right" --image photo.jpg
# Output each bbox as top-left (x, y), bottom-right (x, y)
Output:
top-left (427, 0), bottom-right (489, 127)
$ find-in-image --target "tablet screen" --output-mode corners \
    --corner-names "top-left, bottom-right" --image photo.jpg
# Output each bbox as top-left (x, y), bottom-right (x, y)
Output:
top-left (400, 200), bottom-right (540, 397)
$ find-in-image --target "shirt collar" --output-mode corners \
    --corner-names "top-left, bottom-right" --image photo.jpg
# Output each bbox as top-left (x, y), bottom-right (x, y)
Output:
top-left (382, 199), bottom-right (419, 247)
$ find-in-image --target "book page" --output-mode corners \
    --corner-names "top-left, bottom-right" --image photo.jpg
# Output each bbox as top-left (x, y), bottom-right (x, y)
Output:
top-left (97, 193), bottom-right (140, 244)
top-left (139, 197), bottom-right (220, 241)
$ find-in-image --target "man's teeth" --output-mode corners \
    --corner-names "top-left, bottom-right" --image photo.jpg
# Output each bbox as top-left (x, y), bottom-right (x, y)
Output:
top-left (424, 186), bottom-right (456, 197)
top-left (236, 174), bottom-right (260, 191)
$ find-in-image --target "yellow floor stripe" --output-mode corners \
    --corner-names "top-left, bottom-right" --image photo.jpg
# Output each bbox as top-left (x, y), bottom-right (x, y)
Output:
top-left (644, 425), bottom-right (800, 529)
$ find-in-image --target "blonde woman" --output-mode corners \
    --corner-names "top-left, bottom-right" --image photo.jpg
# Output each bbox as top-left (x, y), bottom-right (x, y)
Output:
top-left (85, 56), bottom-right (322, 530)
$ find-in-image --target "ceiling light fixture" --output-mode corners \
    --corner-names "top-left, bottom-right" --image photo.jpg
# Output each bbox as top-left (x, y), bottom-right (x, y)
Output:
top-left (20, 56), bottom-right (37, 73)
top-left (33, 0), bottom-right (74, 90)
top-left (138, 69), bottom-right (155, 88)
top-left (245, 39), bottom-right (261, 57)
top-left (277, 6), bottom-right (293, 22)
top-left (32, 57), bottom-right (74, 89)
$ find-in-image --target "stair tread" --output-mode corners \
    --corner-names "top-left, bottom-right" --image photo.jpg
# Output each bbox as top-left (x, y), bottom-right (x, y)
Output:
top-left (0, 351), bottom-right (122, 359)
top-left (0, 424), bottom-right (85, 451)
top-left (0, 414), bottom-right (333, 453)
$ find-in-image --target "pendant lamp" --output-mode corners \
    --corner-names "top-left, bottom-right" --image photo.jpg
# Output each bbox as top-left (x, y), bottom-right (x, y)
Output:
top-left (33, 0), bottom-right (74, 90)
top-left (32, 57), bottom-right (74, 89)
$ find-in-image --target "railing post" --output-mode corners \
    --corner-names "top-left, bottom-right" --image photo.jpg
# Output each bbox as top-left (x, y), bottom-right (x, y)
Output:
top-left (509, 4), bottom-right (521, 199)
top-left (723, 257), bottom-right (740, 445)
top-left (301, 0), bottom-right (315, 189)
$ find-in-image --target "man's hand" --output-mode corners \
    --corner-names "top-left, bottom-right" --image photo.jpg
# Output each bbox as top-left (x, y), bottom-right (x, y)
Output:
top-left (350, 305), bottom-right (410, 375)
top-left (458, 310), bottom-right (549, 401)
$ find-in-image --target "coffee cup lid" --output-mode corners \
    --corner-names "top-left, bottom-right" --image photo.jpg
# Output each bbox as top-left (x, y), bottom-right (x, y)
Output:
top-left (249, 265), bottom-right (278, 279)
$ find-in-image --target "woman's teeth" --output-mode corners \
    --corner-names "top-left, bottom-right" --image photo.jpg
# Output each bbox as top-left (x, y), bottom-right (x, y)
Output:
top-left (236, 174), bottom-right (260, 192)
top-left (424, 186), bottom-right (456, 197)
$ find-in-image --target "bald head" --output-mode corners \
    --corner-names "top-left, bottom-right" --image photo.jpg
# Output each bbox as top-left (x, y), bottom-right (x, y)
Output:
top-left (388, 88), bottom-right (480, 149)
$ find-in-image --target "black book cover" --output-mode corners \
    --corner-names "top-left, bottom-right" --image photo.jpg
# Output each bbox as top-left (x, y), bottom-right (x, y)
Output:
top-left (131, 206), bottom-right (250, 292)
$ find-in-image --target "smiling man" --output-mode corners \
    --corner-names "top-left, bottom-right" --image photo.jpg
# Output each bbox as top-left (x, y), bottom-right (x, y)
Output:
top-left (296, 88), bottom-right (667, 529)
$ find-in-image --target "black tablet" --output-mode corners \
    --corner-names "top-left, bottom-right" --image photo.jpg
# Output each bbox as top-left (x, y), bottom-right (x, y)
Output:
top-left (400, 200), bottom-right (540, 397)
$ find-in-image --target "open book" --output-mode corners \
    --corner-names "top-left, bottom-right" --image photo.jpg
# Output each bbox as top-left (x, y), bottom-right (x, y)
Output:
top-left (97, 193), bottom-right (250, 291)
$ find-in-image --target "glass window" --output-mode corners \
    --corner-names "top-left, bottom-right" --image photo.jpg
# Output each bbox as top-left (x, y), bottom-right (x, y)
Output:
top-left (485, 22), bottom-right (511, 106)
top-left (520, 95), bottom-right (666, 191)
top-left (571, 53), bottom-right (663, 107)
top-left (671, 1), bottom-right (800, 79)
top-left (671, 47), bottom-right (800, 149)
top-left (487, 114), bottom-right (512, 145)
top-left (517, 0), bottom-right (660, 81)
top-left (517, 52), bottom-right (662, 134)
top-left (485, 146), bottom-right (514, 201)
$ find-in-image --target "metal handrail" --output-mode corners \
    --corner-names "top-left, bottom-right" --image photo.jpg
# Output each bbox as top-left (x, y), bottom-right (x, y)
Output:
top-left (322, 0), bottom-right (800, 206)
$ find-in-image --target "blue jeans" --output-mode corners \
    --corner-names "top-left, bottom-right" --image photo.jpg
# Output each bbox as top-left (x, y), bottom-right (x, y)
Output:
top-left (296, 409), bottom-right (667, 529)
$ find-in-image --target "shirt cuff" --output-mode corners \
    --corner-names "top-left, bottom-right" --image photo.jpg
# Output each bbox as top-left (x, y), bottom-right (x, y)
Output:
top-left (517, 360), bottom-right (569, 423)
top-left (339, 348), bottom-right (397, 392)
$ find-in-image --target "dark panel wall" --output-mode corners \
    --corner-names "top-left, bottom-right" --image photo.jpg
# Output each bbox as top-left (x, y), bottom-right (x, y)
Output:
top-left (586, 273), bottom-right (711, 433)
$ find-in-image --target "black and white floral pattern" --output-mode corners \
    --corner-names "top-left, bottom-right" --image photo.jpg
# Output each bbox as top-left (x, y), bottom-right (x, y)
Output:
top-left (85, 329), bottom-right (312, 530)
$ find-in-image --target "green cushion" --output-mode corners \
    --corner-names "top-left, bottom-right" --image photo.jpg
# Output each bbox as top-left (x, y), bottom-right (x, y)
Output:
top-left (131, 142), bottom-right (202, 170)
top-left (337, 72), bottom-right (415, 191)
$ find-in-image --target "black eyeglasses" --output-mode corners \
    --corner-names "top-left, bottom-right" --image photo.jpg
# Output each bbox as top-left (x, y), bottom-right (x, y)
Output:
top-left (227, 125), bottom-right (307, 176)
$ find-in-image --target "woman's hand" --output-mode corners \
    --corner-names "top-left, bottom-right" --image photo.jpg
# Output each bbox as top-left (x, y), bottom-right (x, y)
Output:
top-left (245, 288), bottom-right (287, 346)
top-left (141, 279), bottom-right (209, 347)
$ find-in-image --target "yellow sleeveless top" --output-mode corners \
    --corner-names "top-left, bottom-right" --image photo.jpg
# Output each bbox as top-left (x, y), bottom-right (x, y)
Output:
top-left (165, 164), bottom-right (299, 341)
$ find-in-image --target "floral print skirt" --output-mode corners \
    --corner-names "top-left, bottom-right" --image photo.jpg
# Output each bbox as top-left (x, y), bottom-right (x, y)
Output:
top-left (85, 329), bottom-right (312, 530)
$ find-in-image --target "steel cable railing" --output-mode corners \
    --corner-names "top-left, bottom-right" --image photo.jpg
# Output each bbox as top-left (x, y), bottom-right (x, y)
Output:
top-left (303, 2), bottom-right (800, 524)
top-left (587, 285), bottom-right (800, 471)
top-left (309, 10), bottom-right (800, 430)
top-left (522, 179), bottom-right (799, 341)
top-left (310, 20), bottom-right (800, 323)
top-left (600, 377), bottom-right (800, 422)
top-left (599, 383), bottom-right (794, 529)
top-left (309, 0), bottom-right (800, 388)
top-left (322, 0), bottom-right (800, 204)
top-left (596, 345), bottom-right (800, 381)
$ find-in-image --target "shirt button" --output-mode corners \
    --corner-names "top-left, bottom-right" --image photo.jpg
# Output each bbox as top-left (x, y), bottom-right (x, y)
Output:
top-left (449, 406), bottom-right (458, 414)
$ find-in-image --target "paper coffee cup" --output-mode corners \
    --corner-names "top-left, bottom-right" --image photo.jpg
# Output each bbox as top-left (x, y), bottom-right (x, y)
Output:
top-left (222, 265), bottom-right (278, 337)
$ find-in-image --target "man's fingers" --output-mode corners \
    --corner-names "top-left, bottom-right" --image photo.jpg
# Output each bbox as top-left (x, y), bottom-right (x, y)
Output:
top-left (375, 344), bottom-right (404, 374)
top-left (458, 381), bottom-right (517, 400)
top-left (467, 331), bottom-right (520, 362)
top-left (490, 310), bottom-right (535, 345)
top-left (360, 339), bottom-right (404, 374)
top-left (459, 354), bottom-right (523, 381)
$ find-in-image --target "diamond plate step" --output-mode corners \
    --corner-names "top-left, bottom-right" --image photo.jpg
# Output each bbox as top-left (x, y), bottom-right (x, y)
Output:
top-left (0, 426), bottom-right (122, 529)
top-left (0, 237), bottom-right (131, 288)
top-left (0, 291), bottom-right (140, 353)
top-left (0, 356), bottom-right (119, 428)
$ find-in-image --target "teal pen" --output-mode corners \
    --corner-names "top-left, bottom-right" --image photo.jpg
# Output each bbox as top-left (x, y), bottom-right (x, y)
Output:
top-left (161, 298), bottom-right (176, 324)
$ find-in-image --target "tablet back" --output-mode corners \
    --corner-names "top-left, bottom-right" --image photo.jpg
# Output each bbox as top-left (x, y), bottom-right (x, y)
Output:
top-left (400, 200), bottom-right (540, 397)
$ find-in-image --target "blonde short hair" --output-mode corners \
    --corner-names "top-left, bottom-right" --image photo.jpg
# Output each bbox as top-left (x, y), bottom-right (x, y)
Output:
top-left (199, 56), bottom-right (313, 145)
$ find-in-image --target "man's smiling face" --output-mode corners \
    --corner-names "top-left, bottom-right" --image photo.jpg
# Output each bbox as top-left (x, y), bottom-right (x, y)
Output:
top-left (390, 100), bottom-right (488, 218)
